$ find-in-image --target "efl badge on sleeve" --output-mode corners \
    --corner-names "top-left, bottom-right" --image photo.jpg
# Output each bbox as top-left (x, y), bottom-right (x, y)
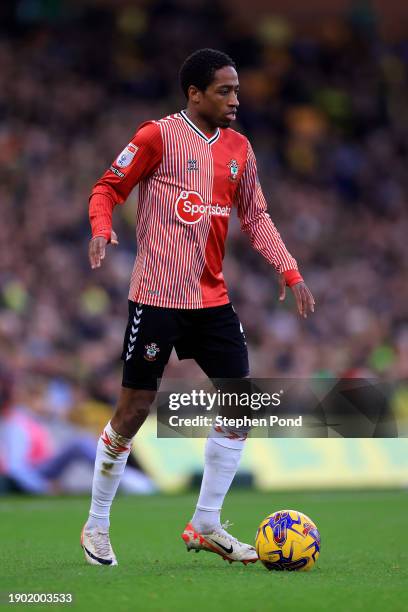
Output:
top-left (116, 143), bottom-right (138, 168)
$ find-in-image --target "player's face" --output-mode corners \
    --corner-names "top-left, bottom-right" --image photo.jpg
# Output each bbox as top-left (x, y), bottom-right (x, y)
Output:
top-left (200, 66), bottom-right (240, 128)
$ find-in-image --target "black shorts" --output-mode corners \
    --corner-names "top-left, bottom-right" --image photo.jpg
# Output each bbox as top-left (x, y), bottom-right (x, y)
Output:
top-left (121, 301), bottom-right (249, 390)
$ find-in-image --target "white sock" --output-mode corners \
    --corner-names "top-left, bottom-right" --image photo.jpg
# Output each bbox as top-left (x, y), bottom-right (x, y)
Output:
top-left (86, 422), bottom-right (132, 530)
top-left (191, 432), bottom-right (245, 534)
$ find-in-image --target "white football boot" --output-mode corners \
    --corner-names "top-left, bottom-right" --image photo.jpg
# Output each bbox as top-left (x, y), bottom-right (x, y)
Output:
top-left (182, 520), bottom-right (258, 565)
top-left (81, 525), bottom-right (118, 566)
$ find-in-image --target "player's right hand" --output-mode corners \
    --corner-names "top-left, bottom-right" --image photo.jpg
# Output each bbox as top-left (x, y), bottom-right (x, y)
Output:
top-left (89, 230), bottom-right (119, 269)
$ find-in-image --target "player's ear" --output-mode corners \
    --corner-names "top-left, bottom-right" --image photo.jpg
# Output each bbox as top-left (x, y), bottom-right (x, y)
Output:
top-left (188, 85), bottom-right (202, 104)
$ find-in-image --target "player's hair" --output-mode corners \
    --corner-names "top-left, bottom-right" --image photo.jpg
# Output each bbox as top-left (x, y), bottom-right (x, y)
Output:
top-left (179, 48), bottom-right (236, 99)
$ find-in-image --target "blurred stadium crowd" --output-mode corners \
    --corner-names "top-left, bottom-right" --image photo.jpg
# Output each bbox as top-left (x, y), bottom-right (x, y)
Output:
top-left (1, 0), bottom-right (407, 492)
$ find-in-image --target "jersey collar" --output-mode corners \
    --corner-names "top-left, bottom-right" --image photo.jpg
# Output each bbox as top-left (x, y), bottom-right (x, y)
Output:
top-left (180, 110), bottom-right (220, 145)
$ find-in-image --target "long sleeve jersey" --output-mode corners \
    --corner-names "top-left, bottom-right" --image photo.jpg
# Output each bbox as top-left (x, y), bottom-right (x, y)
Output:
top-left (89, 110), bottom-right (302, 308)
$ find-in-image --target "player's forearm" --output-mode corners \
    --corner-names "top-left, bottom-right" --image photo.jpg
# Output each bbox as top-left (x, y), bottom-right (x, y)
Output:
top-left (89, 192), bottom-right (116, 241)
top-left (242, 213), bottom-right (303, 286)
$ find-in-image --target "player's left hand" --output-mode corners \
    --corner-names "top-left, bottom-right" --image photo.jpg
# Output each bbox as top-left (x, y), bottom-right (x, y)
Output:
top-left (278, 274), bottom-right (315, 318)
top-left (89, 229), bottom-right (119, 269)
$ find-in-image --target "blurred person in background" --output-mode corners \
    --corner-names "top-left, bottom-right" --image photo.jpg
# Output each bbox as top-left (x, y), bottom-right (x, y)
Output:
top-left (0, 364), bottom-right (156, 495)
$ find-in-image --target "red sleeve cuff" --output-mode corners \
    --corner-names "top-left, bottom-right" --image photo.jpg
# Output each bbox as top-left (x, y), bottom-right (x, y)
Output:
top-left (283, 269), bottom-right (303, 287)
top-left (89, 193), bottom-right (115, 241)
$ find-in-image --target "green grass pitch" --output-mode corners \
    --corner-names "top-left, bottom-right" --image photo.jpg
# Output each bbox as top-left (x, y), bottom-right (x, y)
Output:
top-left (1, 490), bottom-right (407, 611)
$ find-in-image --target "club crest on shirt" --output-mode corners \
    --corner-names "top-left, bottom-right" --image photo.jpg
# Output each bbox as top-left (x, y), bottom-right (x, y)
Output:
top-left (144, 342), bottom-right (160, 362)
top-left (116, 143), bottom-right (138, 168)
top-left (228, 159), bottom-right (239, 181)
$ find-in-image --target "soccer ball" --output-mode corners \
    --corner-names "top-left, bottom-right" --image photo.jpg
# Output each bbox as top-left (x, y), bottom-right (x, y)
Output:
top-left (255, 510), bottom-right (321, 571)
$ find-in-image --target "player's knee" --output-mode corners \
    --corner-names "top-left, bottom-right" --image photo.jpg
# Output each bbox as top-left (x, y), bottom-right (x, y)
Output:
top-left (112, 388), bottom-right (156, 435)
top-left (120, 387), bottom-right (155, 413)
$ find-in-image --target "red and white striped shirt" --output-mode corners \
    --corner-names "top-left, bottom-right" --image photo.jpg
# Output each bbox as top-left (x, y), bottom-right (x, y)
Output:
top-left (89, 111), bottom-right (302, 308)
